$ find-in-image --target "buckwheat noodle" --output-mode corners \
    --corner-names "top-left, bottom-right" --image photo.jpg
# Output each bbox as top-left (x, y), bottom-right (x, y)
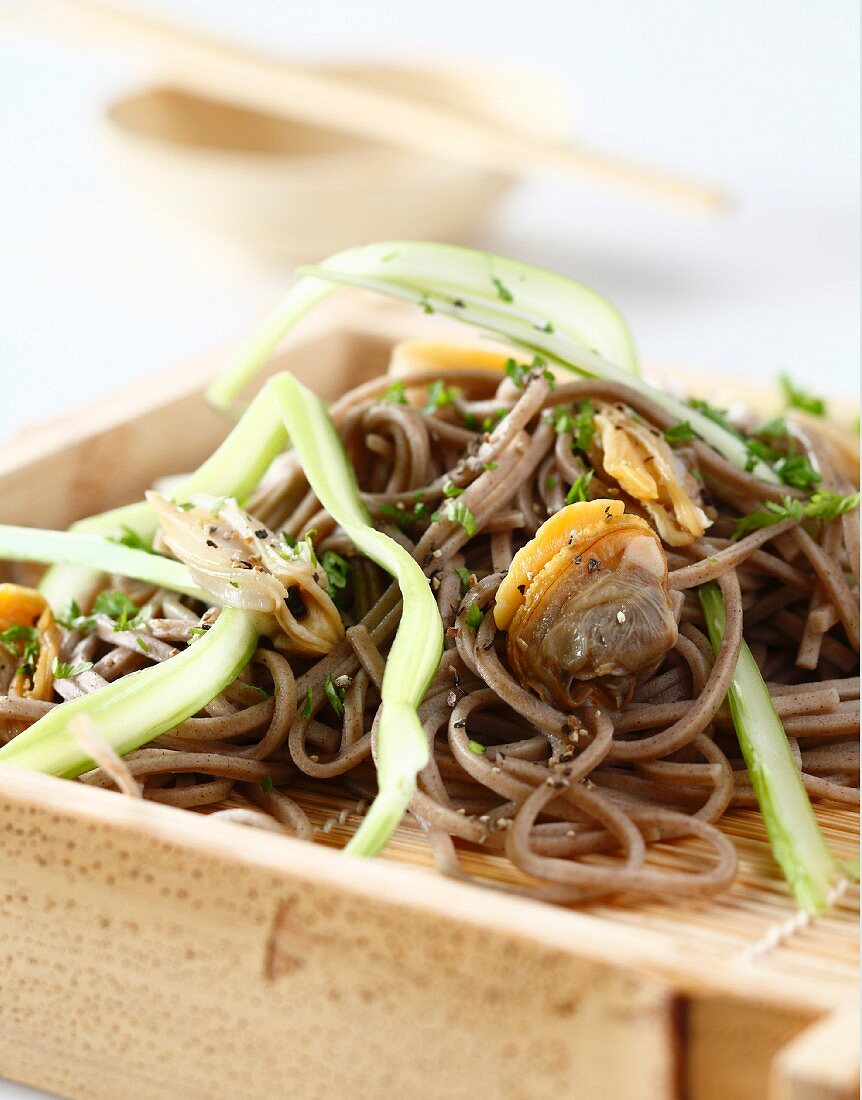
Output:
top-left (1, 368), bottom-right (858, 905)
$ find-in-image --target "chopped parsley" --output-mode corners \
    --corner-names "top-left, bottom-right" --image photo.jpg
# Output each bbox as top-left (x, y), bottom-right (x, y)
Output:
top-left (109, 525), bottom-right (161, 555)
top-left (464, 604), bottom-right (484, 630)
top-left (432, 500), bottom-right (477, 536)
top-left (383, 380), bottom-right (408, 404)
top-left (321, 550), bottom-right (351, 598)
top-left (546, 400), bottom-right (595, 450)
top-left (772, 454), bottom-right (821, 491)
top-left (442, 480), bottom-right (463, 498)
top-left (688, 398), bottom-right (742, 438)
top-left (503, 355), bottom-right (554, 389)
top-left (467, 740), bottom-right (486, 755)
top-left (51, 657), bottom-right (93, 679)
top-left (546, 407), bottom-right (572, 433)
top-left (57, 598), bottom-right (95, 633)
top-left (756, 416), bottom-right (789, 439)
top-left (779, 372), bottom-right (826, 416)
top-left (378, 500), bottom-right (427, 528)
top-left (572, 400), bottom-right (596, 453)
top-left (92, 590), bottom-right (149, 631)
top-left (0, 624), bottom-right (40, 677)
top-left (423, 380), bottom-right (460, 413)
top-left (260, 776), bottom-right (274, 796)
top-left (454, 565), bottom-right (473, 592)
top-left (745, 437), bottom-right (782, 470)
top-left (663, 421), bottom-right (696, 445)
top-left (565, 470), bottom-right (594, 505)
top-left (324, 673), bottom-right (345, 717)
top-left (483, 461), bottom-right (498, 471)
top-left (300, 684), bottom-right (314, 718)
top-left (732, 491), bottom-right (859, 540)
top-left (491, 276), bottom-right (513, 302)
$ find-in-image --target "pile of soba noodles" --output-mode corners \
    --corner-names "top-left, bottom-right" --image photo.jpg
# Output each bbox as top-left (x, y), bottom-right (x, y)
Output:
top-left (1, 344), bottom-right (858, 905)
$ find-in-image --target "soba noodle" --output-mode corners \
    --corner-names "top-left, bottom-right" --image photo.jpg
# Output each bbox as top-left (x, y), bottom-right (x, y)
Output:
top-left (1, 365), bottom-right (858, 905)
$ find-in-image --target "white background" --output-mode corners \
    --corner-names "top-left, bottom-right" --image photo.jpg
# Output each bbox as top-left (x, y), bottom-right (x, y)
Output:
top-left (0, 0), bottom-right (858, 1094)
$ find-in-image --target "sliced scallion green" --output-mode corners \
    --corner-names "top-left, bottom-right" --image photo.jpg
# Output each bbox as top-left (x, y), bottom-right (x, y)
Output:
top-left (698, 582), bottom-right (835, 911)
top-left (0, 526), bottom-right (210, 603)
top-left (39, 385), bottom-right (286, 611)
top-left (0, 608), bottom-right (258, 778)
top-left (270, 372), bottom-right (443, 856)
top-left (206, 241), bottom-right (777, 482)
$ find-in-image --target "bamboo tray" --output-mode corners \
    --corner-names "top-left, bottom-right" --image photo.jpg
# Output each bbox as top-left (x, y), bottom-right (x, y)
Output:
top-left (0, 295), bottom-right (858, 1100)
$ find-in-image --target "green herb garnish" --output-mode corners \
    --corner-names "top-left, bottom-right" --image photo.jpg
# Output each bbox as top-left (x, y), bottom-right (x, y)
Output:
top-left (0, 624), bottom-right (40, 677)
top-left (423, 380), bottom-right (459, 413)
top-left (733, 491), bottom-right (859, 539)
top-left (321, 550), bottom-right (351, 597)
top-left (92, 590), bottom-right (149, 631)
top-left (260, 775), bottom-right (274, 795)
top-left (687, 398), bottom-right (741, 438)
top-left (443, 500), bottom-right (477, 537)
top-left (492, 276), bottom-right (513, 302)
top-left (467, 740), bottom-right (486, 755)
top-left (109, 525), bottom-right (161, 555)
top-left (324, 673), bottom-right (346, 717)
top-left (300, 685), bottom-right (313, 718)
top-left (51, 657), bottom-right (93, 679)
top-left (663, 421), bottom-right (696, 444)
top-left (773, 455), bottom-right (822, 491)
top-left (571, 400), bottom-right (596, 453)
top-left (454, 565), bottom-right (473, 592)
top-left (383, 380), bottom-right (408, 404)
top-left (504, 355), bottom-right (554, 389)
top-left (565, 470), bottom-right (594, 505)
top-left (464, 604), bottom-right (484, 630)
top-left (779, 372), bottom-right (826, 416)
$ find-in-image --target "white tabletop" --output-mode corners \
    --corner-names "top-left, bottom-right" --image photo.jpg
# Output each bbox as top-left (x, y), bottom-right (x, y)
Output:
top-left (0, 0), bottom-right (858, 1095)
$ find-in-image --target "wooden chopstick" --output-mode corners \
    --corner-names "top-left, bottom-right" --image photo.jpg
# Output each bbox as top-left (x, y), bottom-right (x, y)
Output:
top-left (24, 0), bottom-right (727, 213)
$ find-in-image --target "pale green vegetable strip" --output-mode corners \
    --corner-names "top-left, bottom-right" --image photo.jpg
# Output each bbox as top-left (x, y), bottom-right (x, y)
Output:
top-left (206, 240), bottom-right (639, 410)
top-left (39, 385), bottom-right (286, 611)
top-left (698, 583), bottom-right (835, 911)
top-left (296, 264), bottom-right (776, 482)
top-left (270, 372), bottom-right (443, 855)
top-left (205, 240), bottom-right (776, 481)
top-left (0, 525), bottom-right (212, 604)
top-left (0, 608), bottom-right (258, 777)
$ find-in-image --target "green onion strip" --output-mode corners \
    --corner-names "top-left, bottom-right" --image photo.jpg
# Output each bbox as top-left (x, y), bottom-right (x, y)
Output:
top-left (270, 373), bottom-right (443, 855)
top-left (698, 583), bottom-right (835, 910)
top-left (38, 385), bottom-right (287, 612)
top-left (207, 241), bottom-right (777, 481)
top-left (0, 608), bottom-right (258, 778)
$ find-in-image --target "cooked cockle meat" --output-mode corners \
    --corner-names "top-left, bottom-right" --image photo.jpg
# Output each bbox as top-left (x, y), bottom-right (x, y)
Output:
top-left (0, 583), bottom-right (60, 700)
top-left (494, 499), bottom-right (678, 709)
top-left (147, 492), bottom-right (343, 656)
top-left (589, 401), bottom-right (711, 546)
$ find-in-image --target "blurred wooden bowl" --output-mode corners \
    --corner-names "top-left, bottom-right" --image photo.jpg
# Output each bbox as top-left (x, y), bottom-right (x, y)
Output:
top-left (102, 61), bottom-right (571, 265)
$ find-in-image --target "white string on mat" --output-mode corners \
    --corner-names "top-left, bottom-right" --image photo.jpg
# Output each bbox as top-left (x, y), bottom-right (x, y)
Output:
top-left (316, 798), bottom-right (367, 836)
top-left (739, 877), bottom-right (850, 963)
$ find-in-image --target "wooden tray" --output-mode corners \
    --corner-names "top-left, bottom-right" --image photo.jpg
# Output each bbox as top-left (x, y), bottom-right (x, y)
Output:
top-left (0, 295), bottom-right (858, 1100)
